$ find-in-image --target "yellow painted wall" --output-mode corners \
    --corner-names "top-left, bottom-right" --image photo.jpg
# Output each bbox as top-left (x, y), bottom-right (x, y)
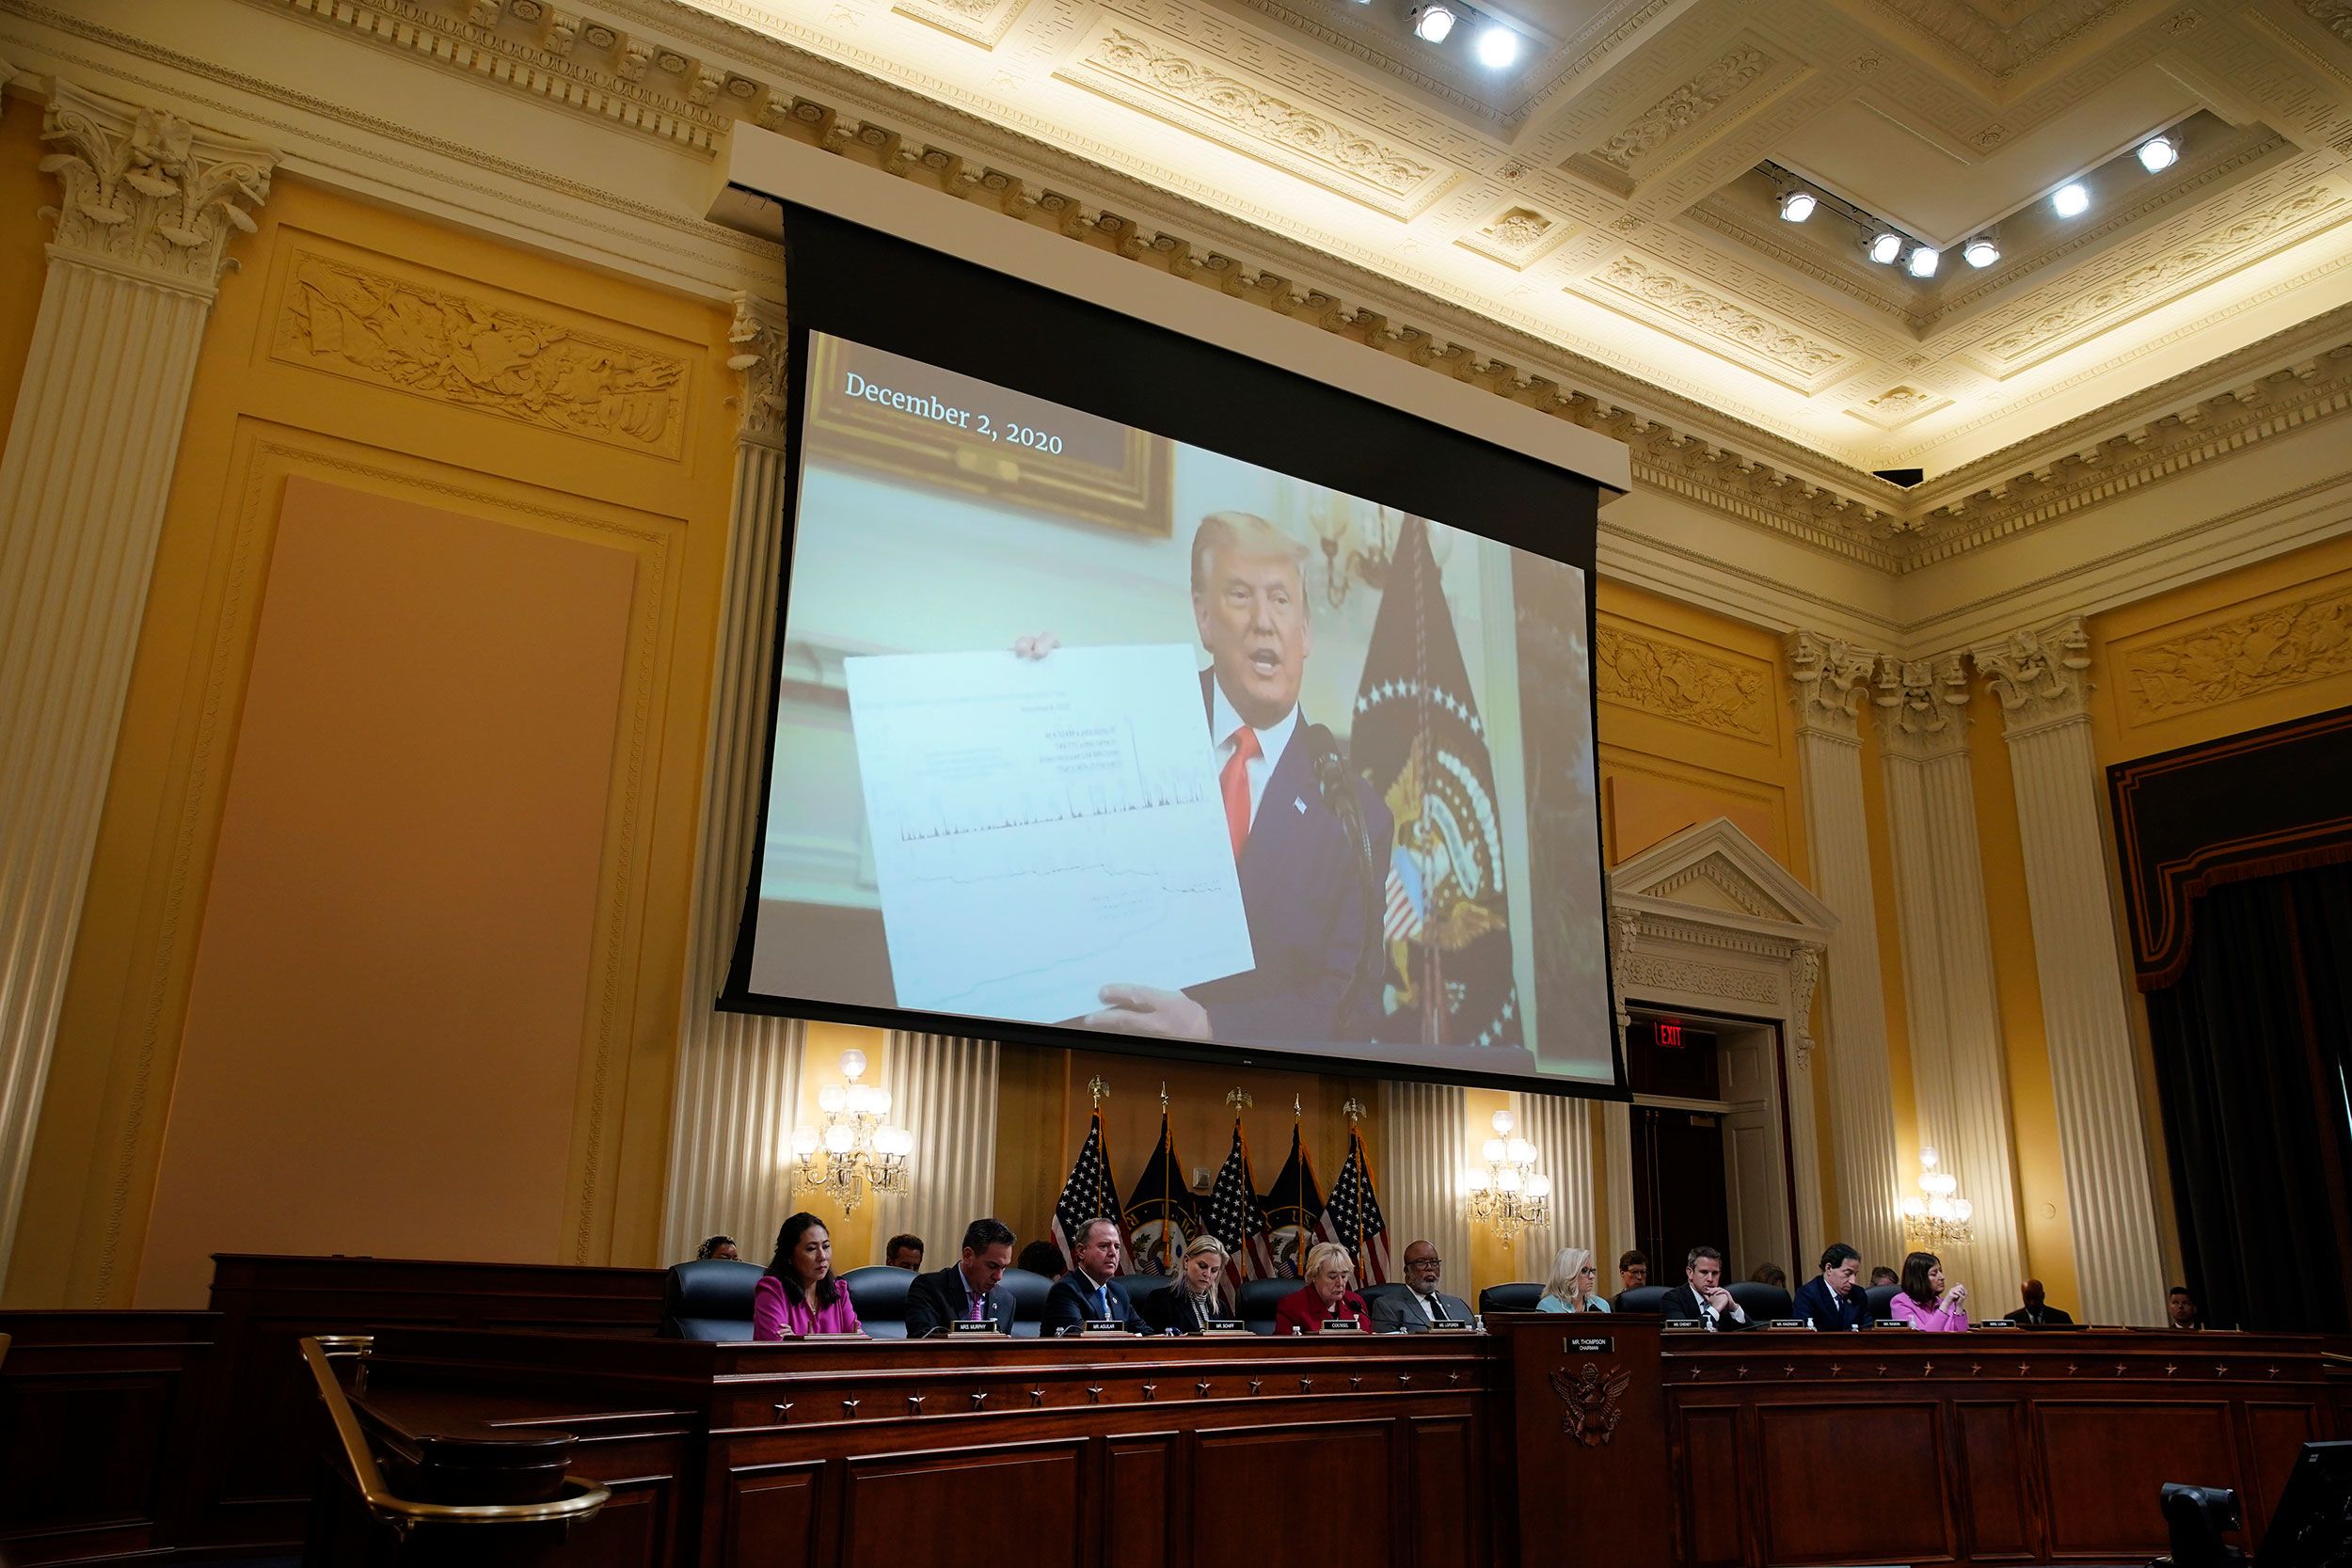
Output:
top-left (0, 95), bottom-right (49, 442)
top-left (5, 173), bottom-right (739, 1307)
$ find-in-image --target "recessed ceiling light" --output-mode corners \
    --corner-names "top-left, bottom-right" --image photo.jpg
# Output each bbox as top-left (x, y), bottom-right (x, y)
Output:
top-left (1867, 231), bottom-right (1904, 265)
top-left (2052, 182), bottom-right (2090, 217)
top-left (1906, 245), bottom-right (1941, 277)
top-left (1410, 5), bottom-right (1454, 41)
top-left (1473, 24), bottom-right (1519, 67)
top-left (1963, 234), bottom-right (2000, 268)
top-left (2137, 135), bottom-right (2178, 172)
top-left (1779, 188), bottom-right (1817, 223)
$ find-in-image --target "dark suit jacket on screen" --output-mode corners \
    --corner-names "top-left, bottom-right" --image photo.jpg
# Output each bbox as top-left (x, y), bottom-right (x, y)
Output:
top-left (902, 1262), bottom-right (1015, 1337)
top-left (1659, 1284), bottom-right (1751, 1330)
top-left (1185, 674), bottom-right (1394, 1048)
top-left (1042, 1272), bottom-right (1147, 1334)
top-left (1790, 1275), bottom-right (1870, 1332)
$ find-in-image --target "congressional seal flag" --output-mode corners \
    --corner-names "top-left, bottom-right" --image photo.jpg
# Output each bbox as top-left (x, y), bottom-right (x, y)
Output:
top-left (1260, 1119), bottom-right (1325, 1278)
top-left (1351, 514), bottom-right (1521, 1051)
top-left (1316, 1125), bottom-right (1392, 1285)
top-left (1204, 1118), bottom-right (1276, 1284)
top-left (1122, 1111), bottom-right (1199, 1275)
top-left (1050, 1110), bottom-right (1126, 1271)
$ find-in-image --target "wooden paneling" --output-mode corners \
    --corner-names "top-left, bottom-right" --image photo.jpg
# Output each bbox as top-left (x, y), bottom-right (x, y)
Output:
top-left (1406, 1416), bottom-right (1480, 1568)
top-left (846, 1444), bottom-right (1087, 1568)
top-left (1677, 1404), bottom-right (1744, 1568)
top-left (1758, 1402), bottom-right (1953, 1565)
top-left (1953, 1400), bottom-right (2035, 1560)
top-left (2243, 1402), bottom-right (2323, 1537)
top-left (1193, 1423), bottom-right (1391, 1568)
top-left (1105, 1435), bottom-right (1175, 1568)
top-left (2036, 1401), bottom-right (2236, 1557)
top-left (724, 1463), bottom-right (821, 1566)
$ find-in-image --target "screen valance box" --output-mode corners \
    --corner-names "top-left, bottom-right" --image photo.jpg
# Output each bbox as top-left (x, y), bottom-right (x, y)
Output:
top-left (2106, 705), bottom-right (2352, 990)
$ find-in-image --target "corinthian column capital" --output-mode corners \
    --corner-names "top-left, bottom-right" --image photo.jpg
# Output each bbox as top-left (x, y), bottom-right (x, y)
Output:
top-left (1871, 653), bottom-right (1972, 761)
top-left (1971, 614), bottom-right (2092, 738)
top-left (726, 292), bottom-right (789, 449)
top-left (38, 80), bottom-right (278, 296)
top-left (1786, 630), bottom-right (1883, 742)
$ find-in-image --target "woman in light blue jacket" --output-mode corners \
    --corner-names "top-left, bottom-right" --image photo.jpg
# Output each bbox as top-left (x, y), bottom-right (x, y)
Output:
top-left (1535, 1246), bottom-right (1611, 1312)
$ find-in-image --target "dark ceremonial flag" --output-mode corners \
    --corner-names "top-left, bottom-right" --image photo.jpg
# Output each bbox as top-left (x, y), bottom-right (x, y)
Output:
top-left (1050, 1111), bottom-right (1125, 1270)
top-left (1260, 1121), bottom-right (1325, 1278)
top-left (1122, 1113), bottom-right (1199, 1275)
top-left (1316, 1126), bottom-right (1392, 1284)
top-left (1351, 514), bottom-right (1521, 1051)
top-left (1205, 1119), bottom-right (1276, 1283)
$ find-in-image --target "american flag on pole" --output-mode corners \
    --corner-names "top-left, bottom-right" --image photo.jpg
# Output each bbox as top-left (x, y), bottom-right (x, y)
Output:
top-left (1204, 1119), bottom-right (1275, 1284)
top-left (1317, 1126), bottom-right (1393, 1284)
top-left (1050, 1111), bottom-right (1126, 1272)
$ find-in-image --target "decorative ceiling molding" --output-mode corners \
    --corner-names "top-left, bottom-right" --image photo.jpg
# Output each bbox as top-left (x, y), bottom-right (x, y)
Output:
top-left (1590, 46), bottom-right (1770, 172)
top-left (1593, 254), bottom-right (1848, 383)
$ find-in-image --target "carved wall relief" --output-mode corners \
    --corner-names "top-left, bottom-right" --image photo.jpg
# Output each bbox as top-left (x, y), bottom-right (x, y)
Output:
top-left (1594, 626), bottom-right (1772, 738)
top-left (2119, 584), bottom-right (2352, 723)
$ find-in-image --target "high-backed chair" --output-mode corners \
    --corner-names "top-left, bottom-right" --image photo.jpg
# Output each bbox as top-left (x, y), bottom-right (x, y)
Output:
top-left (1359, 1282), bottom-right (1413, 1327)
top-left (1728, 1281), bottom-right (1793, 1322)
top-left (841, 1264), bottom-right (915, 1338)
top-left (1865, 1283), bottom-right (1902, 1320)
top-left (1477, 1282), bottom-right (1543, 1315)
top-left (1615, 1285), bottom-right (1673, 1315)
top-left (1237, 1277), bottom-right (1294, 1334)
top-left (658, 1259), bottom-right (764, 1339)
top-left (1122, 1275), bottom-right (1172, 1317)
top-left (1002, 1267), bottom-right (1054, 1338)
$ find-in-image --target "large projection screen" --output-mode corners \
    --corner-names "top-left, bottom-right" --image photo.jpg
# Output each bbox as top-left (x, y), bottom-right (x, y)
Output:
top-left (716, 151), bottom-right (1625, 1096)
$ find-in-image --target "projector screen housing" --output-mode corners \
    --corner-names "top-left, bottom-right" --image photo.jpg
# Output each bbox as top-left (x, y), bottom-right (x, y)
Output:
top-left (712, 130), bottom-right (1628, 1098)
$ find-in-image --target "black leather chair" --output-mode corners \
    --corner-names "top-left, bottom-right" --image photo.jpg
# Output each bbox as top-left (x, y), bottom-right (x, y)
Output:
top-left (1865, 1283), bottom-right (1902, 1320)
top-left (1477, 1281), bottom-right (1542, 1314)
top-left (1359, 1281), bottom-right (1413, 1328)
top-left (1728, 1282), bottom-right (1793, 1322)
top-left (1236, 1277), bottom-right (1294, 1335)
top-left (1123, 1275), bottom-right (1172, 1322)
top-left (842, 1264), bottom-right (914, 1338)
top-left (659, 1259), bottom-right (763, 1339)
top-left (1615, 1284), bottom-right (1674, 1315)
top-left (1002, 1267), bottom-right (1053, 1338)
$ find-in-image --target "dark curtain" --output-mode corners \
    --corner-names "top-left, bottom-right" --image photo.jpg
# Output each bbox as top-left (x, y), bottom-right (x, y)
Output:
top-left (2143, 863), bottom-right (2352, 1334)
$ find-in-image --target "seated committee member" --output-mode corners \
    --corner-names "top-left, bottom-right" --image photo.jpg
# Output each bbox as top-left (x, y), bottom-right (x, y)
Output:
top-left (1142, 1235), bottom-right (1234, 1333)
top-left (2013, 1278), bottom-right (2074, 1327)
top-left (1749, 1262), bottom-right (1788, 1291)
top-left (1274, 1242), bottom-right (1374, 1334)
top-left (2167, 1284), bottom-right (2204, 1330)
top-left (1890, 1251), bottom-right (1968, 1331)
top-left (1659, 1245), bottom-right (1748, 1330)
top-left (1044, 1217), bottom-right (1147, 1333)
top-left (694, 1235), bottom-right (739, 1262)
top-left (1869, 1266), bottom-right (1899, 1288)
top-left (886, 1234), bottom-right (924, 1271)
top-left (1614, 1249), bottom-right (1649, 1307)
top-left (904, 1218), bottom-right (1017, 1336)
top-left (1371, 1240), bottom-right (1471, 1331)
top-left (1791, 1243), bottom-right (1870, 1331)
top-left (1015, 512), bottom-right (1394, 1048)
top-left (753, 1212), bottom-right (863, 1339)
top-left (1536, 1246), bottom-right (1610, 1313)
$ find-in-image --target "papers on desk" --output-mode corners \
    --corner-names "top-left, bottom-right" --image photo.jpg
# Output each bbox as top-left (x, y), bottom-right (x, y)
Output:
top-left (843, 644), bottom-right (1255, 1025)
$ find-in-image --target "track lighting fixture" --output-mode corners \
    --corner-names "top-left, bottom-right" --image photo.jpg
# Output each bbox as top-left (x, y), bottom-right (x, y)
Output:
top-left (1410, 4), bottom-right (1454, 40)
top-left (1779, 188), bottom-right (1817, 223)
top-left (1906, 245), bottom-right (1940, 277)
top-left (2137, 134), bottom-right (2178, 172)
top-left (1867, 231), bottom-right (1904, 265)
top-left (2052, 182), bottom-right (2090, 217)
top-left (1963, 233), bottom-right (2000, 268)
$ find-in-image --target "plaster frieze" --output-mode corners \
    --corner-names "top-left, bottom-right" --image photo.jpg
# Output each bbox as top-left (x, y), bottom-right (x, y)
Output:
top-left (1788, 942), bottom-right (1820, 1067)
top-left (1589, 45), bottom-right (1769, 172)
top-left (2115, 580), bottom-right (2352, 722)
top-left (1592, 623), bottom-right (1774, 738)
top-left (1972, 614), bottom-right (2094, 736)
top-left (1870, 653), bottom-right (1972, 761)
top-left (1593, 255), bottom-right (1846, 384)
top-left (1786, 629), bottom-right (1883, 741)
top-left (39, 77), bottom-right (276, 294)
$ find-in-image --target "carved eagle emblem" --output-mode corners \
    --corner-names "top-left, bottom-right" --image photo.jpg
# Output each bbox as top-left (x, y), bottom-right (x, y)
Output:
top-left (1549, 1361), bottom-right (1630, 1448)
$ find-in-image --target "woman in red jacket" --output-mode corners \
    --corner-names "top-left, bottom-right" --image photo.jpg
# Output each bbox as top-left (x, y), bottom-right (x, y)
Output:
top-left (1273, 1241), bottom-right (1373, 1334)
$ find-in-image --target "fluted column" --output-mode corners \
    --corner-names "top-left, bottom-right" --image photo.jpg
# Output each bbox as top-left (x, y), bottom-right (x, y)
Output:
top-left (658, 295), bottom-right (809, 1261)
top-left (1971, 616), bottom-right (2165, 1324)
top-left (871, 1032), bottom-right (999, 1263)
top-left (1872, 656), bottom-right (2026, 1302)
top-left (1508, 1088), bottom-right (1597, 1273)
top-left (0, 83), bottom-right (276, 1278)
top-left (1785, 632), bottom-right (1902, 1266)
top-left (1379, 1079), bottom-right (1469, 1291)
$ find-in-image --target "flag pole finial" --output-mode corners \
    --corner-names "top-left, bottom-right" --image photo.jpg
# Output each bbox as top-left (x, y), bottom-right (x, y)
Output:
top-left (1343, 1097), bottom-right (1366, 1124)
top-left (1159, 1081), bottom-right (1169, 1114)
top-left (1089, 1076), bottom-right (1109, 1109)
top-left (1292, 1094), bottom-right (1303, 1119)
top-left (1227, 1087), bottom-right (1252, 1112)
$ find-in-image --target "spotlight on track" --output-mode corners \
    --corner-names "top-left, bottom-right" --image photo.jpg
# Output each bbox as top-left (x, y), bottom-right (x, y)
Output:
top-left (1410, 4), bottom-right (1455, 41)
top-left (2053, 182), bottom-right (2090, 217)
top-left (2137, 134), bottom-right (2178, 172)
top-left (1867, 230), bottom-right (1904, 265)
top-left (1906, 244), bottom-right (1941, 277)
top-left (1779, 187), bottom-right (1817, 223)
top-left (1963, 233), bottom-right (2000, 268)
top-left (1474, 24), bottom-right (1519, 67)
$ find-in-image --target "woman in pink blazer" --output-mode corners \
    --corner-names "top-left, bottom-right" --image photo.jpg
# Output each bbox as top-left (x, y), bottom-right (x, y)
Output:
top-left (1889, 1250), bottom-right (1969, 1332)
top-left (753, 1212), bottom-right (865, 1339)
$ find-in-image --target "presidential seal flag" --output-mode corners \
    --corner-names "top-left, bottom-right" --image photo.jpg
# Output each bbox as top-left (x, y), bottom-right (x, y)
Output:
top-left (1316, 1125), bottom-right (1392, 1284)
top-left (1204, 1118), bottom-right (1276, 1283)
top-left (1259, 1120), bottom-right (1325, 1278)
top-left (1351, 514), bottom-right (1521, 1052)
top-left (1050, 1111), bottom-right (1125, 1271)
top-left (1122, 1112), bottom-right (1198, 1275)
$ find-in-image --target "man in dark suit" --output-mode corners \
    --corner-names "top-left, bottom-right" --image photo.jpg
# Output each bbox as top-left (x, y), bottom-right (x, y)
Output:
top-left (1042, 1217), bottom-right (1147, 1333)
top-left (1658, 1244), bottom-right (1750, 1331)
top-left (1791, 1242), bottom-right (1870, 1331)
top-left (1026, 512), bottom-right (1391, 1048)
top-left (1370, 1240), bottom-right (1472, 1332)
top-left (903, 1218), bottom-right (1017, 1337)
top-left (2013, 1278), bottom-right (2074, 1327)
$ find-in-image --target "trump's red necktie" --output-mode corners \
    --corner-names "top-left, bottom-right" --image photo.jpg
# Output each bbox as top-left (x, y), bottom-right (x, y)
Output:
top-left (1220, 727), bottom-right (1260, 864)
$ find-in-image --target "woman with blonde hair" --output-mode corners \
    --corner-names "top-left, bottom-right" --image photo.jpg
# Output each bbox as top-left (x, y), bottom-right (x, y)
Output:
top-left (1272, 1241), bottom-right (1373, 1334)
top-left (1142, 1233), bottom-right (1234, 1333)
top-left (1535, 1246), bottom-right (1610, 1313)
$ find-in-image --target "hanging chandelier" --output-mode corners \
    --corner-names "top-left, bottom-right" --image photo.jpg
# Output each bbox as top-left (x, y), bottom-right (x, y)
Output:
top-left (1902, 1146), bottom-right (1973, 1246)
top-left (1465, 1108), bottom-right (1551, 1241)
top-left (788, 1050), bottom-right (914, 1212)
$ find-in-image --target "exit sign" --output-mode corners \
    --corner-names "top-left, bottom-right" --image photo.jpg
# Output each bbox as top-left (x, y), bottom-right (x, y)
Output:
top-left (1654, 1019), bottom-right (1685, 1049)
